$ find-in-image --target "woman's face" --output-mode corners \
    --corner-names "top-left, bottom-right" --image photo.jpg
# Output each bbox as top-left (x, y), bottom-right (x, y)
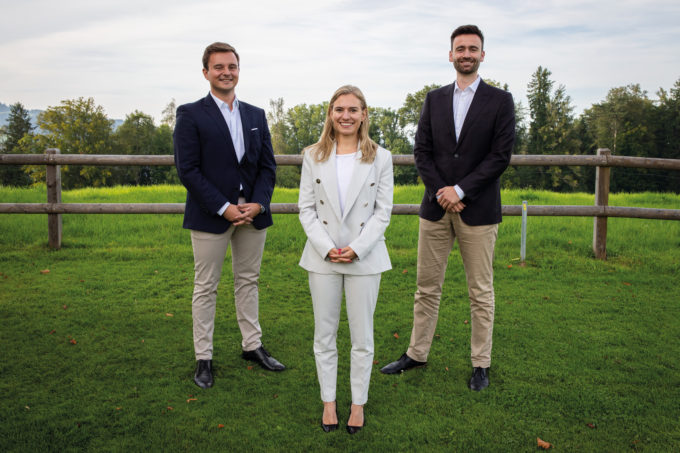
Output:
top-left (331, 93), bottom-right (367, 139)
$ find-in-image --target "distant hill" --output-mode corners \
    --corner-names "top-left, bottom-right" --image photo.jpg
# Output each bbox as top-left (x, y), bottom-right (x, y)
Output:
top-left (0, 102), bottom-right (123, 131)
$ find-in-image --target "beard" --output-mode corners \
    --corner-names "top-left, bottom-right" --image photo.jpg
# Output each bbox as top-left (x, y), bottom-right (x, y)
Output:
top-left (453, 57), bottom-right (481, 75)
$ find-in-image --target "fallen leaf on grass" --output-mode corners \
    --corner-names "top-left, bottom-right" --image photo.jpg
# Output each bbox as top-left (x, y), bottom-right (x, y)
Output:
top-left (622, 282), bottom-right (632, 286)
top-left (63, 305), bottom-right (68, 310)
top-left (49, 330), bottom-right (56, 335)
top-left (507, 264), bottom-right (512, 268)
top-left (69, 339), bottom-right (77, 345)
top-left (116, 407), bottom-right (122, 410)
top-left (273, 394), bottom-right (278, 399)
top-left (165, 313), bottom-right (174, 317)
top-left (186, 398), bottom-right (197, 403)
top-left (586, 423), bottom-right (596, 429)
top-left (167, 406), bottom-right (173, 410)
top-left (463, 320), bottom-right (469, 325)
top-left (373, 360), bottom-right (379, 365)
top-left (247, 366), bottom-right (253, 370)
top-left (402, 269), bottom-right (408, 274)
top-left (40, 269), bottom-right (50, 274)
top-left (218, 424), bottom-right (225, 429)
top-left (393, 333), bottom-right (399, 339)
top-left (537, 437), bottom-right (553, 449)
top-left (445, 367), bottom-right (449, 371)
top-left (25, 406), bottom-right (30, 410)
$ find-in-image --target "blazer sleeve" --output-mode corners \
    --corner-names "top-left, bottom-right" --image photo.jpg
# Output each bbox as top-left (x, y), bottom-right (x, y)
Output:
top-left (249, 110), bottom-right (277, 209)
top-left (298, 152), bottom-right (336, 259)
top-left (348, 149), bottom-right (394, 260)
top-left (174, 104), bottom-right (228, 214)
top-left (414, 92), bottom-right (448, 199)
top-left (457, 91), bottom-right (515, 200)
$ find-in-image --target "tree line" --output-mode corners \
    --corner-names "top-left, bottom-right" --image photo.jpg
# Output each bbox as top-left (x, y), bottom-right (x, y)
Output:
top-left (2, 67), bottom-right (679, 192)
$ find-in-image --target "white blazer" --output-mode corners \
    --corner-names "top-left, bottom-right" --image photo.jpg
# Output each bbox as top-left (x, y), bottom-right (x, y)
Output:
top-left (298, 144), bottom-right (393, 275)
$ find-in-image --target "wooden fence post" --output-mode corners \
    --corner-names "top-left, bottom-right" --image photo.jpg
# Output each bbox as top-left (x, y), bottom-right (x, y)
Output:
top-left (593, 148), bottom-right (611, 259)
top-left (46, 148), bottom-right (62, 249)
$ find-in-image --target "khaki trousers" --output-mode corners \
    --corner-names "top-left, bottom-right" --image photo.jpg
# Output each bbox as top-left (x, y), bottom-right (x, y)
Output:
top-left (407, 212), bottom-right (498, 368)
top-left (190, 223), bottom-right (267, 360)
top-left (309, 272), bottom-right (381, 406)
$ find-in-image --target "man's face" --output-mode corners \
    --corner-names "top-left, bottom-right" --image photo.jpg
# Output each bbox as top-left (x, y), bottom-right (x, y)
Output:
top-left (203, 51), bottom-right (239, 95)
top-left (449, 34), bottom-right (485, 75)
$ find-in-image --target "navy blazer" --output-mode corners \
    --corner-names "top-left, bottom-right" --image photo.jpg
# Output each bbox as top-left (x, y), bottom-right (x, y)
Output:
top-left (414, 80), bottom-right (515, 226)
top-left (174, 94), bottom-right (276, 233)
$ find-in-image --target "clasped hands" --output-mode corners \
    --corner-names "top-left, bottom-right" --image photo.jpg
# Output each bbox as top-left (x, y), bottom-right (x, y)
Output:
top-left (328, 246), bottom-right (357, 263)
top-left (436, 186), bottom-right (466, 213)
top-left (223, 202), bottom-right (261, 226)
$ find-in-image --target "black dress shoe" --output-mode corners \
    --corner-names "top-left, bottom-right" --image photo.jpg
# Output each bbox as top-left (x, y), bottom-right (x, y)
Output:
top-left (194, 359), bottom-right (213, 389)
top-left (469, 367), bottom-right (489, 391)
top-left (346, 406), bottom-right (365, 435)
top-left (241, 346), bottom-right (286, 371)
top-left (321, 418), bottom-right (339, 432)
top-left (379, 353), bottom-right (427, 374)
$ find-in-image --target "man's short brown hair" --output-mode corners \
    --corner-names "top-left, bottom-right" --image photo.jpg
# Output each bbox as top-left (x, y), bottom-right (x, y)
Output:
top-left (450, 25), bottom-right (484, 50)
top-left (202, 42), bottom-right (240, 70)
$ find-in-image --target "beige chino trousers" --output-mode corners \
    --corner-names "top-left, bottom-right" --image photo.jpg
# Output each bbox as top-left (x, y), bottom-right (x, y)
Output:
top-left (190, 222), bottom-right (267, 360)
top-left (407, 212), bottom-right (498, 368)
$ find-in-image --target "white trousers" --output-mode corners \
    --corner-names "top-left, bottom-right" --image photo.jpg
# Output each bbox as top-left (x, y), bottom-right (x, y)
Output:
top-left (190, 223), bottom-right (267, 359)
top-left (308, 272), bottom-right (381, 405)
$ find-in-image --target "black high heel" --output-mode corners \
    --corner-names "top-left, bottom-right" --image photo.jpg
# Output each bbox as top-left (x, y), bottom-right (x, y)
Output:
top-left (346, 406), bottom-right (365, 434)
top-left (321, 404), bottom-right (338, 432)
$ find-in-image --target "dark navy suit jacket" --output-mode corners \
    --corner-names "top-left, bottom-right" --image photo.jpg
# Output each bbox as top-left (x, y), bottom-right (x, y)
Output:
top-left (174, 94), bottom-right (276, 233)
top-left (414, 80), bottom-right (515, 226)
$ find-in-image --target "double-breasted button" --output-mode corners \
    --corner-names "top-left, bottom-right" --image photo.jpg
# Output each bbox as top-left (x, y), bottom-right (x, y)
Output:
top-left (316, 178), bottom-right (321, 183)
top-left (323, 220), bottom-right (328, 225)
top-left (360, 222), bottom-right (365, 227)
top-left (370, 182), bottom-right (375, 186)
top-left (363, 202), bottom-right (368, 207)
top-left (320, 200), bottom-right (324, 205)
top-left (454, 153), bottom-right (459, 158)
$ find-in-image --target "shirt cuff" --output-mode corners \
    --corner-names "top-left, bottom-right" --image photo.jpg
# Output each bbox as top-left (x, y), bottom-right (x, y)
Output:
top-left (217, 201), bottom-right (230, 216)
top-left (454, 184), bottom-right (465, 200)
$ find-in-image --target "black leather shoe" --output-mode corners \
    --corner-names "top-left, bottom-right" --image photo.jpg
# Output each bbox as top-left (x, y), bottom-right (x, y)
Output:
top-left (469, 367), bottom-right (489, 391)
top-left (194, 359), bottom-right (213, 389)
top-left (241, 346), bottom-right (286, 371)
top-left (379, 353), bottom-right (427, 374)
top-left (346, 406), bottom-right (365, 435)
top-left (321, 419), bottom-right (338, 432)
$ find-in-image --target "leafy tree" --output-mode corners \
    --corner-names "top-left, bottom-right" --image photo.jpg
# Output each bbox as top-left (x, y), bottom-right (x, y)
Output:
top-left (583, 84), bottom-right (657, 191)
top-left (1, 102), bottom-right (33, 186)
top-left (161, 98), bottom-right (176, 130)
top-left (20, 97), bottom-right (114, 188)
top-left (655, 78), bottom-right (680, 192)
top-left (112, 111), bottom-right (157, 185)
top-left (398, 83), bottom-right (442, 136)
top-left (369, 106), bottom-right (417, 184)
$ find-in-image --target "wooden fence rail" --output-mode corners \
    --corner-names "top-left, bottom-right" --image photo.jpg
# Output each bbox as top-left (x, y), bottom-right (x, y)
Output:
top-left (1, 148), bottom-right (679, 258)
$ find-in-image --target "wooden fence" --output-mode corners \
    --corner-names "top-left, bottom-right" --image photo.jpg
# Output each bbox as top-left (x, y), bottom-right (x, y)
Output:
top-left (1, 148), bottom-right (679, 259)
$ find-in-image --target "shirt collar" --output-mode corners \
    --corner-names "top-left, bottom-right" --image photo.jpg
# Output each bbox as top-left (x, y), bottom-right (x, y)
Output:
top-left (454, 76), bottom-right (481, 93)
top-left (210, 92), bottom-right (239, 112)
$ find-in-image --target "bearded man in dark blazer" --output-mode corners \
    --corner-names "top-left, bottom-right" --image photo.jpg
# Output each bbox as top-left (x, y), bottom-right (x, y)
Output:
top-left (381, 25), bottom-right (515, 391)
top-left (174, 42), bottom-right (286, 389)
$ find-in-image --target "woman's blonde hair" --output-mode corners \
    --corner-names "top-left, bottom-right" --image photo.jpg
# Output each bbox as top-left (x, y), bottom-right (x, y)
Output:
top-left (304, 85), bottom-right (378, 163)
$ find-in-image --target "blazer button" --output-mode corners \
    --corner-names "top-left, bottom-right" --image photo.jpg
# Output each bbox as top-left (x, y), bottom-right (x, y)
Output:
top-left (316, 179), bottom-right (321, 183)
top-left (360, 222), bottom-right (365, 227)
top-left (363, 202), bottom-right (368, 207)
top-left (370, 182), bottom-right (375, 186)
top-left (454, 153), bottom-right (459, 158)
top-left (323, 220), bottom-right (328, 225)
top-left (320, 200), bottom-right (324, 204)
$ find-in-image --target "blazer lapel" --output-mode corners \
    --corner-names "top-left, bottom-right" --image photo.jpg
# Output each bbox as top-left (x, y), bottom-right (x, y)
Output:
top-left (319, 145), bottom-right (342, 221)
top-left (238, 102), bottom-right (251, 163)
top-left (456, 80), bottom-right (490, 148)
top-left (443, 84), bottom-right (457, 145)
top-left (341, 148), bottom-right (372, 222)
top-left (202, 94), bottom-right (237, 158)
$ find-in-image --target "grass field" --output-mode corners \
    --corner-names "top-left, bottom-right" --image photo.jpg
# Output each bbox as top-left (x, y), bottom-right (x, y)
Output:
top-left (1, 185), bottom-right (679, 452)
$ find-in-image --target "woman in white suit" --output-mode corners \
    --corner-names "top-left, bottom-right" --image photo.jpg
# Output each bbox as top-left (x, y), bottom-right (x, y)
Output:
top-left (298, 85), bottom-right (393, 434)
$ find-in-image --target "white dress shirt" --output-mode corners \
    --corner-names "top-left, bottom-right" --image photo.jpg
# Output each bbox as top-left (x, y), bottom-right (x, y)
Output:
top-left (210, 92), bottom-right (245, 215)
top-left (450, 76), bottom-right (482, 200)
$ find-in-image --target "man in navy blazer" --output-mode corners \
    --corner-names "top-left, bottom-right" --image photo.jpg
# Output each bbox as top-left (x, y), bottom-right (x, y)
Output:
top-left (381, 25), bottom-right (515, 391)
top-left (174, 42), bottom-right (285, 389)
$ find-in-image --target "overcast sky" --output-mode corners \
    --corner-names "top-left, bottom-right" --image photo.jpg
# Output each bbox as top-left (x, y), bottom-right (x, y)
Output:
top-left (2, 0), bottom-right (679, 122)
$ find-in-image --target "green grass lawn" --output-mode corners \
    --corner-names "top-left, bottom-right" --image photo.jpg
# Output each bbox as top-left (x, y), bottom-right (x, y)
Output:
top-left (1, 185), bottom-right (679, 452)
